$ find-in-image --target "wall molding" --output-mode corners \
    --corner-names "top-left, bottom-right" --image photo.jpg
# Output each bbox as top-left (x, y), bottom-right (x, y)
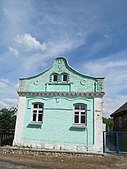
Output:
top-left (18, 91), bottom-right (105, 98)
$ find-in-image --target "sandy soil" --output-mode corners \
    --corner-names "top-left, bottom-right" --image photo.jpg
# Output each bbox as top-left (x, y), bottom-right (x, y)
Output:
top-left (0, 148), bottom-right (127, 169)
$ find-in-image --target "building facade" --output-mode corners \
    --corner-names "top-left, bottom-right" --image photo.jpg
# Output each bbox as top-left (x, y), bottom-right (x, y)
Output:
top-left (110, 102), bottom-right (127, 131)
top-left (13, 57), bottom-right (104, 153)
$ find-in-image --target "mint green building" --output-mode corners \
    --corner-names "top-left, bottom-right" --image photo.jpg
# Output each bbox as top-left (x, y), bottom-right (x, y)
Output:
top-left (13, 57), bottom-right (104, 153)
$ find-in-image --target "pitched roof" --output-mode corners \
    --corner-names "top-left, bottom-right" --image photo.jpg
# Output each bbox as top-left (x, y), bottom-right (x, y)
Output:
top-left (110, 102), bottom-right (127, 117)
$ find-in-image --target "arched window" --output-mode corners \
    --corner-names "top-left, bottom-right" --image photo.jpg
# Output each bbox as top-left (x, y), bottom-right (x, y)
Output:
top-left (62, 73), bottom-right (68, 82)
top-left (32, 103), bottom-right (44, 122)
top-left (73, 104), bottom-right (86, 125)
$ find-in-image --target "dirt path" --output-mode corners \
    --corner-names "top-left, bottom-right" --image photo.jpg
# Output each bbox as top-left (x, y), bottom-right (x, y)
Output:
top-left (0, 148), bottom-right (127, 169)
top-left (0, 161), bottom-right (35, 169)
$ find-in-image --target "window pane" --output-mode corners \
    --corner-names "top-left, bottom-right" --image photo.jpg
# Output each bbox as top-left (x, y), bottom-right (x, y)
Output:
top-left (33, 110), bottom-right (37, 114)
top-left (33, 104), bottom-right (38, 108)
top-left (39, 110), bottom-right (43, 114)
top-left (63, 74), bottom-right (67, 81)
top-left (75, 112), bottom-right (79, 115)
top-left (39, 104), bottom-right (43, 109)
top-left (74, 115), bottom-right (79, 123)
top-left (53, 74), bottom-right (58, 81)
top-left (75, 105), bottom-right (80, 110)
top-left (81, 116), bottom-right (85, 124)
top-left (38, 114), bottom-right (42, 121)
top-left (81, 105), bottom-right (86, 110)
top-left (33, 114), bottom-right (36, 121)
top-left (81, 112), bottom-right (85, 115)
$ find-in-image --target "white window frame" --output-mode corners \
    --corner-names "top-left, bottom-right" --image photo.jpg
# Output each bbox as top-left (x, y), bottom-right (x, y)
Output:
top-left (73, 104), bottom-right (86, 126)
top-left (31, 103), bottom-right (44, 123)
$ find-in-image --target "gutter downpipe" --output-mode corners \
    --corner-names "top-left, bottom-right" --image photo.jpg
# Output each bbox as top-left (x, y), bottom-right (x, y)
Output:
top-left (85, 126), bottom-right (88, 151)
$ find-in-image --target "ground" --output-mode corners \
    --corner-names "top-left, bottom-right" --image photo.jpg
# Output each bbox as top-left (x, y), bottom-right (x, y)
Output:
top-left (0, 148), bottom-right (127, 169)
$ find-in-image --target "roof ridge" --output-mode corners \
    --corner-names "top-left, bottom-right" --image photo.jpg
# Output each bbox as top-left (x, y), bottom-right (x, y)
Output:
top-left (110, 102), bottom-right (127, 117)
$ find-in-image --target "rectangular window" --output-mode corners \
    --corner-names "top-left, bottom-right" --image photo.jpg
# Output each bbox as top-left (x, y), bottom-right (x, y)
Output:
top-left (53, 74), bottom-right (58, 82)
top-left (32, 103), bottom-right (44, 123)
top-left (73, 104), bottom-right (86, 125)
top-left (63, 74), bottom-right (68, 82)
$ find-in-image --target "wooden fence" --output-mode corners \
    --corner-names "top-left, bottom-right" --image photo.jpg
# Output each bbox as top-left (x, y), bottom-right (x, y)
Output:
top-left (0, 130), bottom-right (15, 146)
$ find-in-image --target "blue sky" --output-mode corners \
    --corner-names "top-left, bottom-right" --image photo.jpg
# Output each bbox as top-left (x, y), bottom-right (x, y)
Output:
top-left (0, 0), bottom-right (127, 117)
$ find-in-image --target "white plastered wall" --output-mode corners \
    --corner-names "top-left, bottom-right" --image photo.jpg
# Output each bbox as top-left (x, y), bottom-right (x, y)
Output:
top-left (12, 95), bottom-right (104, 154)
top-left (13, 96), bottom-right (25, 146)
top-left (94, 97), bottom-right (103, 153)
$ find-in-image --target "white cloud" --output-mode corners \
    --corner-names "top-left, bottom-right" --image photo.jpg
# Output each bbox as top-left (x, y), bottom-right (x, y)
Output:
top-left (103, 96), bottom-right (127, 118)
top-left (84, 50), bottom-right (127, 75)
top-left (0, 78), bottom-right (10, 84)
top-left (0, 79), bottom-right (18, 104)
top-left (14, 83), bottom-right (19, 90)
top-left (85, 60), bottom-right (127, 75)
top-left (0, 82), bottom-right (7, 90)
top-left (0, 78), bottom-right (17, 106)
top-left (81, 50), bottom-right (127, 117)
top-left (104, 34), bottom-right (109, 38)
top-left (9, 47), bottom-right (19, 56)
top-left (0, 98), bottom-right (18, 109)
top-left (22, 36), bottom-right (86, 76)
top-left (0, 78), bottom-right (10, 90)
top-left (15, 33), bottom-right (51, 51)
top-left (49, 37), bottom-right (84, 54)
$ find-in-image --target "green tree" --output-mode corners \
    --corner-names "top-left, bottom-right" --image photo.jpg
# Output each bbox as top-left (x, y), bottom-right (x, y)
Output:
top-left (0, 107), bottom-right (17, 132)
top-left (103, 117), bottom-right (113, 131)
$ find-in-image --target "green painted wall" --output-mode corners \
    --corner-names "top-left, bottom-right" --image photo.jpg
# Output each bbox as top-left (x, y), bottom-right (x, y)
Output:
top-left (22, 97), bottom-right (94, 145)
top-left (18, 57), bottom-right (104, 146)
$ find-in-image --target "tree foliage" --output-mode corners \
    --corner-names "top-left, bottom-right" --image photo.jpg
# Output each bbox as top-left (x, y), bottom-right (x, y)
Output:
top-left (103, 117), bottom-right (113, 131)
top-left (0, 107), bottom-right (17, 132)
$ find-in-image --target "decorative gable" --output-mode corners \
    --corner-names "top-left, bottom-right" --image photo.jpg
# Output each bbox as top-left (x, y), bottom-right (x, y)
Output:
top-left (18, 57), bottom-right (104, 97)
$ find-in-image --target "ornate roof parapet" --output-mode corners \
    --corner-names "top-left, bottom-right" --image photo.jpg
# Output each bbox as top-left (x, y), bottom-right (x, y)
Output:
top-left (96, 79), bottom-right (104, 92)
top-left (18, 91), bottom-right (105, 98)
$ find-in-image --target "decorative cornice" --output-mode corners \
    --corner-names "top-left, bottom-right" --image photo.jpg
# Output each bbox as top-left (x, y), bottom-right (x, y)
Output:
top-left (18, 91), bottom-right (105, 98)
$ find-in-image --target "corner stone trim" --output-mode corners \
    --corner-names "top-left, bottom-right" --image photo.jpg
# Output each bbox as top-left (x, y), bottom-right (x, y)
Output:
top-left (18, 91), bottom-right (105, 98)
